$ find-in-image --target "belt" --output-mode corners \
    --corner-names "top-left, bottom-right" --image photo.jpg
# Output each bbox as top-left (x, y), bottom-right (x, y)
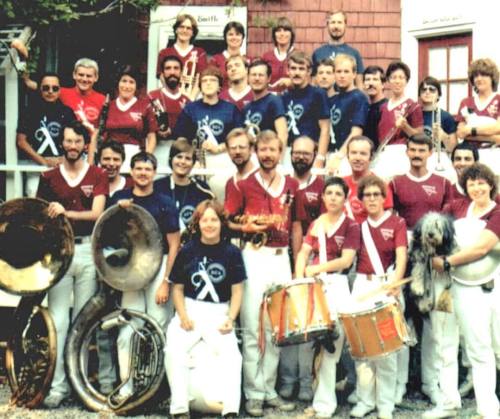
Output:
top-left (74, 236), bottom-right (91, 245)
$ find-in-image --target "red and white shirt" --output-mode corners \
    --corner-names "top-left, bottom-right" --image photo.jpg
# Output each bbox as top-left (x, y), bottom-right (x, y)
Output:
top-left (103, 97), bottom-right (158, 147)
top-left (344, 173), bottom-right (394, 224)
top-left (59, 87), bottom-right (105, 130)
top-left (390, 172), bottom-right (453, 229)
top-left (262, 48), bottom-right (291, 94)
top-left (220, 85), bottom-right (253, 111)
top-left (357, 211), bottom-right (408, 274)
top-left (304, 213), bottom-right (360, 266)
top-left (225, 171), bottom-right (299, 247)
top-left (444, 199), bottom-right (500, 238)
top-left (148, 88), bottom-right (190, 133)
top-left (36, 163), bottom-right (108, 236)
top-left (295, 175), bottom-right (325, 233)
top-left (378, 97), bottom-right (423, 145)
top-left (210, 51), bottom-right (252, 88)
top-left (156, 44), bottom-right (208, 78)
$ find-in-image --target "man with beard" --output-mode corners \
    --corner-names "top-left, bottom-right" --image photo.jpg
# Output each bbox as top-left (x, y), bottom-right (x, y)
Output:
top-left (16, 72), bottom-right (75, 196)
top-left (278, 136), bottom-right (324, 404)
top-left (312, 10), bottom-right (364, 87)
top-left (363, 66), bottom-right (388, 149)
top-left (327, 54), bottom-right (369, 176)
top-left (98, 140), bottom-right (133, 198)
top-left (282, 51), bottom-right (330, 169)
top-left (389, 134), bottom-right (453, 408)
top-left (36, 120), bottom-right (108, 408)
top-left (225, 130), bottom-right (299, 417)
top-left (148, 55), bottom-right (190, 166)
top-left (220, 55), bottom-right (253, 111)
top-left (242, 60), bottom-right (288, 156)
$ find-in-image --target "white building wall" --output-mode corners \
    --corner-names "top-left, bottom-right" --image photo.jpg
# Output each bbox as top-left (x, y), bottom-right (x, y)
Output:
top-left (401, 0), bottom-right (499, 99)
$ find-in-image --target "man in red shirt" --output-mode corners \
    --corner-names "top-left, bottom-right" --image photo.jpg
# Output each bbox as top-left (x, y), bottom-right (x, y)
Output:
top-left (37, 120), bottom-right (108, 408)
top-left (220, 55), bottom-right (253, 111)
top-left (225, 130), bottom-right (299, 417)
top-left (59, 58), bottom-right (106, 135)
top-left (342, 136), bottom-right (393, 223)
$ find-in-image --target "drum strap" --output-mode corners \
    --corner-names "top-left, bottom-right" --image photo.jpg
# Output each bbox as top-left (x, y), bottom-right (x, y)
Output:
top-left (258, 299), bottom-right (267, 354)
top-left (278, 289), bottom-right (288, 343)
top-left (361, 221), bottom-right (385, 276)
top-left (305, 283), bottom-right (315, 342)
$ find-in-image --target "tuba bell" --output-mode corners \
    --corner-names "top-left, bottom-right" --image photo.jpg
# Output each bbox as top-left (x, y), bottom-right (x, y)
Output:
top-left (65, 203), bottom-right (166, 414)
top-left (0, 198), bottom-right (74, 408)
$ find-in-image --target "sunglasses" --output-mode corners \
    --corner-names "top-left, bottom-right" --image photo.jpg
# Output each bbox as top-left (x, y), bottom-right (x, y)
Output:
top-left (421, 85), bottom-right (437, 93)
top-left (362, 192), bottom-right (383, 199)
top-left (41, 85), bottom-right (60, 93)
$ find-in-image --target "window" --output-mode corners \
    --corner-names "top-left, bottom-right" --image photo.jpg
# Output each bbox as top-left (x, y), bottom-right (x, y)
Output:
top-left (418, 34), bottom-right (472, 114)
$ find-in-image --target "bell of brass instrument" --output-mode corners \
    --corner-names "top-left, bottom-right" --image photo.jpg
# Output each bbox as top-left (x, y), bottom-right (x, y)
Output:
top-left (0, 198), bottom-right (74, 408)
top-left (66, 203), bottom-right (166, 414)
top-left (179, 52), bottom-right (200, 101)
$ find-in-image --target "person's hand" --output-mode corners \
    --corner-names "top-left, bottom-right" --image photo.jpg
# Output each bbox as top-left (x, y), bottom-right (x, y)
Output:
top-left (305, 265), bottom-right (321, 277)
top-left (432, 256), bottom-right (445, 273)
top-left (456, 124), bottom-right (471, 139)
top-left (47, 202), bottom-right (65, 218)
top-left (180, 315), bottom-right (194, 331)
top-left (241, 221), bottom-right (269, 234)
top-left (201, 141), bottom-right (220, 154)
top-left (326, 154), bottom-right (341, 175)
top-left (117, 199), bottom-right (133, 209)
top-left (157, 128), bottom-right (171, 139)
top-left (395, 115), bottom-right (407, 129)
top-left (155, 281), bottom-right (169, 305)
top-left (43, 157), bottom-right (62, 167)
top-left (218, 317), bottom-right (234, 334)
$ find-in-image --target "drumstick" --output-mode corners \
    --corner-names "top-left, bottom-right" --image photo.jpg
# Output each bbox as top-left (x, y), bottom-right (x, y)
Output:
top-left (356, 277), bottom-right (412, 302)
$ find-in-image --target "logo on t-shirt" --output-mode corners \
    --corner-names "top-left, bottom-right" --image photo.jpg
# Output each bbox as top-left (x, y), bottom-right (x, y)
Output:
top-left (129, 112), bottom-right (143, 122)
top-left (487, 99), bottom-right (498, 117)
top-left (207, 262), bottom-right (226, 284)
top-left (305, 191), bottom-right (319, 203)
top-left (180, 205), bottom-right (195, 225)
top-left (81, 185), bottom-right (94, 197)
top-left (246, 110), bottom-right (262, 126)
top-left (330, 105), bottom-right (342, 126)
top-left (422, 185), bottom-right (437, 197)
top-left (380, 228), bottom-right (394, 241)
top-left (286, 101), bottom-right (304, 135)
top-left (334, 235), bottom-right (345, 248)
top-left (197, 116), bottom-right (224, 142)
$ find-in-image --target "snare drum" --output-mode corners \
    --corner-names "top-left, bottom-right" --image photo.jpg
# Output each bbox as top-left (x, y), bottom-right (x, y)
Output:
top-left (339, 300), bottom-right (409, 360)
top-left (264, 278), bottom-right (333, 346)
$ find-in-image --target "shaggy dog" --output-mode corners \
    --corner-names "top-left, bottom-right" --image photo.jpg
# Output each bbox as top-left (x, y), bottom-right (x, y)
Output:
top-left (409, 212), bottom-right (457, 313)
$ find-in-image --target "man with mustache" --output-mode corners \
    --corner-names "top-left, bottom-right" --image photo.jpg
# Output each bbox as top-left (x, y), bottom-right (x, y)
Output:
top-left (148, 55), bottom-right (191, 164)
top-left (363, 66), bottom-right (388, 149)
top-left (389, 134), bottom-right (453, 408)
top-left (312, 10), bottom-right (364, 87)
top-left (36, 120), bottom-right (108, 408)
top-left (278, 136), bottom-right (324, 403)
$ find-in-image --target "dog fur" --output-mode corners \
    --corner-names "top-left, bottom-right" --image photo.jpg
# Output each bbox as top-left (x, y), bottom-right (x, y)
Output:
top-left (409, 212), bottom-right (457, 313)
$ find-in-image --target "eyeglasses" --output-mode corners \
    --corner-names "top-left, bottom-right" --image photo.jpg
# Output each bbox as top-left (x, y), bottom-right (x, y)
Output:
top-left (362, 192), bottom-right (383, 199)
top-left (421, 85), bottom-right (437, 93)
top-left (291, 151), bottom-right (314, 158)
top-left (41, 85), bottom-right (60, 93)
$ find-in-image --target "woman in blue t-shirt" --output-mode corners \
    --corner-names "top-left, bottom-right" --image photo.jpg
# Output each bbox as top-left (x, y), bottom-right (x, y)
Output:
top-left (165, 200), bottom-right (246, 418)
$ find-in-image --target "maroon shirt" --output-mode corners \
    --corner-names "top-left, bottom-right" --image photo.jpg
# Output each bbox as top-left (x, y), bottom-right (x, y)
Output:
top-left (295, 175), bottom-right (325, 233)
top-left (148, 88), bottom-right (190, 132)
top-left (210, 52), bottom-right (252, 88)
top-left (103, 98), bottom-right (158, 148)
top-left (156, 45), bottom-right (208, 78)
top-left (444, 199), bottom-right (500, 238)
top-left (59, 87), bottom-right (105, 129)
top-left (37, 164), bottom-right (108, 236)
top-left (390, 172), bottom-right (453, 229)
top-left (378, 98), bottom-right (423, 145)
top-left (262, 48), bottom-right (290, 94)
top-left (220, 86), bottom-right (253, 111)
top-left (304, 214), bottom-right (360, 266)
top-left (225, 172), bottom-right (299, 247)
top-left (357, 212), bottom-right (407, 274)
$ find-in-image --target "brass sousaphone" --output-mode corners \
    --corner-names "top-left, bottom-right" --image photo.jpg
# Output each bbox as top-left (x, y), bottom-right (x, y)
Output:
top-left (0, 198), bottom-right (74, 408)
top-left (65, 204), bottom-right (166, 414)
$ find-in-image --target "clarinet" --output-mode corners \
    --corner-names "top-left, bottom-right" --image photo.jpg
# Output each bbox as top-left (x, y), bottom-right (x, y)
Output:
top-left (148, 95), bottom-right (169, 133)
top-left (96, 94), bottom-right (110, 150)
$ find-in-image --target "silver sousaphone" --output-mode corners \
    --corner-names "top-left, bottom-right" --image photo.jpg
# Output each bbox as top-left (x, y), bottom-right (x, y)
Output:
top-left (452, 217), bottom-right (500, 286)
top-left (65, 203), bottom-right (166, 414)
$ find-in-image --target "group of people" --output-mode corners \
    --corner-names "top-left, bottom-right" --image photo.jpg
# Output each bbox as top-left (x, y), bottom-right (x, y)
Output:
top-left (12, 7), bottom-right (500, 419)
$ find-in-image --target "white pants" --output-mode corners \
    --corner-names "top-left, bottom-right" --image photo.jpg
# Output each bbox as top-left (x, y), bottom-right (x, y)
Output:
top-left (154, 139), bottom-right (173, 168)
top-left (165, 298), bottom-right (242, 415)
top-left (205, 152), bottom-right (234, 203)
top-left (453, 280), bottom-right (500, 417)
top-left (47, 241), bottom-right (97, 397)
top-left (312, 274), bottom-right (349, 416)
top-left (350, 274), bottom-right (399, 414)
top-left (20, 159), bottom-right (42, 197)
top-left (240, 245), bottom-right (291, 401)
top-left (117, 256), bottom-right (171, 394)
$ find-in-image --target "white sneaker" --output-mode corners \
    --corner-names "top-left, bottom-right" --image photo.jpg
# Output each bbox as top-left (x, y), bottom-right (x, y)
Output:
top-left (395, 385), bottom-right (406, 405)
top-left (350, 403), bottom-right (375, 418)
top-left (422, 406), bottom-right (458, 419)
top-left (43, 392), bottom-right (65, 408)
top-left (347, 390), bottom-right (358, 404)
top-left (378, 411), bottom-right (393, 419)
top-left (422, 385), bottom-right (441, 405)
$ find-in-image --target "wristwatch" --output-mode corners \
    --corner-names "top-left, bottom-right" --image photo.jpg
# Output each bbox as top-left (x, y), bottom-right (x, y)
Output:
top-left (471, 127), bottom-right (478, 137)
top-left (442, 257), bottom-right (451, 272)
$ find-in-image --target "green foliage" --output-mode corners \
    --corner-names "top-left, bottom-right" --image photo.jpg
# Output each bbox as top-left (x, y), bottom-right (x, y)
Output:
top-left (0, 0), bottom-right (160, 27)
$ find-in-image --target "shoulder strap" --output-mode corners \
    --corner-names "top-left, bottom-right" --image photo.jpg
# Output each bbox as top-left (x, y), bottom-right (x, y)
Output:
top-left (361, 221), bottom-right (385, 276)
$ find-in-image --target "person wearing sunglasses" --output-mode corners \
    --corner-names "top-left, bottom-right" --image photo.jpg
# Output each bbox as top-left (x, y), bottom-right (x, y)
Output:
top-left (16, 72), bottom-right (75, 196)
top-left (418, 76), bottom-right (457, 153)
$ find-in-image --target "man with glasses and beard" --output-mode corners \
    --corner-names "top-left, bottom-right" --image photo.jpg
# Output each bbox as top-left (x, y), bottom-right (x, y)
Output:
top-left (278, 136), bottom-right (324, 404)
top-left (312, 10), bottom-right (364, 87)
top-left (16, 72), bottom-right (75, 197)
top-left (148, 55), bottom-right (191, 165)
top-left (36, 120), bottom-right (108, 408)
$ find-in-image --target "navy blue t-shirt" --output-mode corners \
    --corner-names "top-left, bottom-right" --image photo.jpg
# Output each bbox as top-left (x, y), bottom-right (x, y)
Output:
top-left (242, 93), bottom-right (285, 132)
top-left (154, 175), bottom-right (214, 228)
top-left (110, 189), bottom-right (179, 254)
top-left (365, 98), bottom-right (388, 148)
top-left (312, 43), bottom-right (365, 75)
top-left (423, 109), bottom-right (457, 138)
top-left (328, 89), bottom-right (369, 151)
top-left (282, 85), bottom-right (330, 145)
top-left (170, 239), bottom-right (246, 303)
top-left (173, 99), bottom-right (242, 144)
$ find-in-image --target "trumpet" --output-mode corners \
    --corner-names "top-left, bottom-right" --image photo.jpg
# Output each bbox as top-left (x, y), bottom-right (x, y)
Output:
top-left (432, 100), bottom-right (445, 172)
top-left (179, 52), bottom-right (200, 101)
